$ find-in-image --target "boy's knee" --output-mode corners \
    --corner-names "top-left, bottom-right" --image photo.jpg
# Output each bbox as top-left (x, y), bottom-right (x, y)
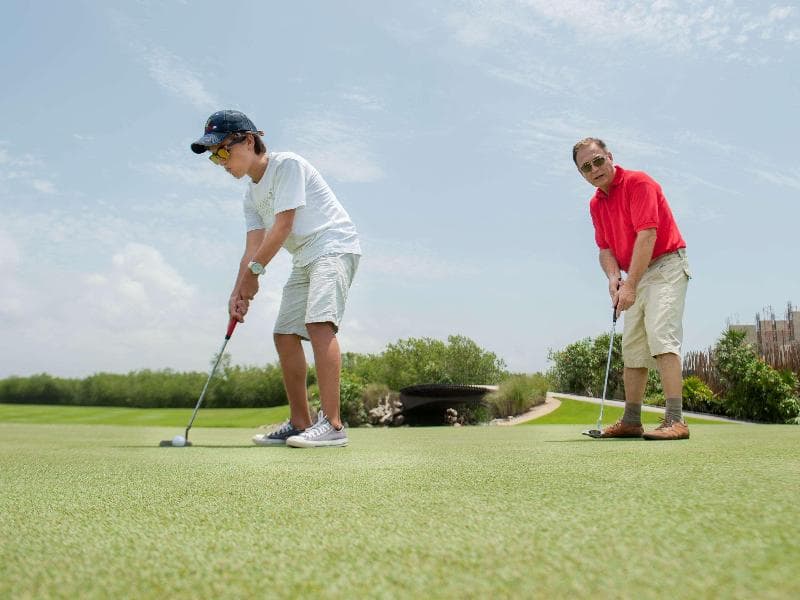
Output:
top-left (306, 321), bottom-right (336, 336)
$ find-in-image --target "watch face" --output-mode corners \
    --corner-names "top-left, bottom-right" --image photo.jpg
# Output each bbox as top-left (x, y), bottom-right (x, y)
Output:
top-left (248, 261), bottom-right (264, 275)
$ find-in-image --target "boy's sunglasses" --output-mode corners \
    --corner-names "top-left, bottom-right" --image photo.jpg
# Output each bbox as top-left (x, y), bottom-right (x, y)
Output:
top-left (579, 155), bottom-right (607, 173)
top-left (209, 135), bottom-right (248, 164)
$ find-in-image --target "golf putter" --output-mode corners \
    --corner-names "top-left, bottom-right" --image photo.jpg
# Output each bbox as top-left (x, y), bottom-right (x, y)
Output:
top-left (159, 317), bottom-right (238, 447)
top-left (583, 295), bottom-right (620, 439)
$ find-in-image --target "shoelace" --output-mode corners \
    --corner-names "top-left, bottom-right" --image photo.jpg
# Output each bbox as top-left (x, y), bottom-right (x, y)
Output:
top-left (270, 421), bottom-right (295, 437)
top-left (303, 417), bottom-right (332, 439)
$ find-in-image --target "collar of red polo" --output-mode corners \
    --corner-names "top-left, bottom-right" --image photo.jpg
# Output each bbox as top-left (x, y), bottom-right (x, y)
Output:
top-left (597, 165), bottom-right (625, 198)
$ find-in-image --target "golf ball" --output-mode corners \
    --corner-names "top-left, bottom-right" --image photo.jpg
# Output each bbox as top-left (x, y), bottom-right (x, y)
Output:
top-left (172, 435), bottom-right (186, 447)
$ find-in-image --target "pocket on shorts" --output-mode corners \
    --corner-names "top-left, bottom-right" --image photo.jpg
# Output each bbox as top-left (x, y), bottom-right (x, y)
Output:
top-left (656, 254), bottom-right (690, 285)
top-left (677, 248), bottom-right (692, 280)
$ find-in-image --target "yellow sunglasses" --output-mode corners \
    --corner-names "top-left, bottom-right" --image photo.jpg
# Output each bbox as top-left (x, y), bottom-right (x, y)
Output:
top-left (208, 135), bottom-right (247, 164)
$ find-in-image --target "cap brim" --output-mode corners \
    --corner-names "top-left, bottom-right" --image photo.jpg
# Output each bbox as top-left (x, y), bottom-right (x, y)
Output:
top-left (190, 132), bottom-right (228, 154)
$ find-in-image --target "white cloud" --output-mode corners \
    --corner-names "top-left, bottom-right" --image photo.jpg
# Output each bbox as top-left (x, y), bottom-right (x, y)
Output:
top-left (443, 1), bottom-right (799, 62)
top-left (338, 86), bottom-right (386, 112)
top-left (674, 130), bottom-right (737, 155)
top-left (511, 112), bottom-right (670, 169)
top-left (0, 228), bottom-right (20, 276)
top-left (31, 179), bottom-right (56, 194)
top-left (107, 10), bottom-right (218, 111)
top-left (360, 238), bottom-right (479, 280)
top-left (134, 157), bottom-right (243, 191)
top-left (283, 112), bottom-right (385, 183)
top-left (140, 45), bottom-right (218, 111)
top-left (749, 168), bottom-right (800, 191)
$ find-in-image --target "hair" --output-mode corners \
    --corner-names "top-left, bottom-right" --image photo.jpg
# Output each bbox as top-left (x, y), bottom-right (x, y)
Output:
top-left (228, 131), bottom-right (266, 155)
top-left (572, 137), bottom-right (608, 165)
top-left (251, 133), bottom-right (266, 155)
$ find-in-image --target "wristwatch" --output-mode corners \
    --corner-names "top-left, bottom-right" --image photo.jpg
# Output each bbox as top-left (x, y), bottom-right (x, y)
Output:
top-left (247, 260), bottom-right (265, 276)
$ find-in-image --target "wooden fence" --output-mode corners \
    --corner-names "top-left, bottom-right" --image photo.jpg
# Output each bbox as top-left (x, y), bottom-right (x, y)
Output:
top-left (684, 343), bottom-right (800, 393)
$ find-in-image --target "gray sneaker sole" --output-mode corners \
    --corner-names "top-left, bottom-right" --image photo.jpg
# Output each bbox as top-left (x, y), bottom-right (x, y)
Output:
top-left (252, 434), bottom-right (294, 446)
top-left (285, 435), bottom-right (348, 448)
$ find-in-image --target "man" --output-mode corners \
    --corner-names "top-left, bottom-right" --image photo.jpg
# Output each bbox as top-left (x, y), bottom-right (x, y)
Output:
top-left (191, 110), bottom-right (361, 448)
top-left (573, 137), bottom-right (691, 440)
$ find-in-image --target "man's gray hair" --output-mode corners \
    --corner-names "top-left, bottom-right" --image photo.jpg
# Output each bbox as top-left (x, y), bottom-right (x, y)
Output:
top-left (572, 137), bottom-right (608, 165)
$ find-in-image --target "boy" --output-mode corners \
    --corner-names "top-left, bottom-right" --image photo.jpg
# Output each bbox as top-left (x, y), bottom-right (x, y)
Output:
top-left (191, 110), bottom-right (361, 447)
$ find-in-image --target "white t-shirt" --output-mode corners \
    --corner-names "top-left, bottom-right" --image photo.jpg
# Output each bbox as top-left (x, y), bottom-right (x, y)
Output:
top-left (244, 152), bottom-right (362, 267)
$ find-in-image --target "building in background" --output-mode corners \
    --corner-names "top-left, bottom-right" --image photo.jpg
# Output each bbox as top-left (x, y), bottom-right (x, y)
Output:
top-left (729, 302), bottom-right (800, 356)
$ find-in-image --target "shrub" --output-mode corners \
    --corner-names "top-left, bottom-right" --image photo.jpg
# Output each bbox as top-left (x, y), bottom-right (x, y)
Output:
top-left (548, 333), bottom-right (623, 398)
top-left (644, 370), bottom-right (664, 406)
top-left (211, 363), bottom-right (287, 408)
top-left (307, 372), bottom-right (367, 427)
top-left (0, 374), bottom-right (79, 405)
top-left (714, 329), bottom-right (800, 423)
top-left (485, 373), bottom-right (549, 419)
top-left (356, 335), bottom-right (507, 390)
top-left (681, 375), bottom-right (722, 414)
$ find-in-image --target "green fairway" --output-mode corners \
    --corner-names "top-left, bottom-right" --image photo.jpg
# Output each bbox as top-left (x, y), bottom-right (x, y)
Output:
top-left (527, 397), bottom-right (725, 425)
top-left (0, 403), bottom-right (288, 427)
top-left (0, 398), bottom-right (725, 430)
top-left (1, 423), bottom-right (798, 599)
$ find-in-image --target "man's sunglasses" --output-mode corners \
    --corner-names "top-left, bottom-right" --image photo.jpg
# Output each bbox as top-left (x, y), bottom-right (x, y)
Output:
top-left (579, 155), bottom-right (607, 173)
top-left (209, 135), bottom-right (248, 164)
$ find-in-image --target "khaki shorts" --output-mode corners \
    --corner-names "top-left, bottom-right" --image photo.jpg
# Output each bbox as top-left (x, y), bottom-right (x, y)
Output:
top-left (274, 253), bottom-right (360, 340)
top-left (622, 249), bottom-right (691, 369)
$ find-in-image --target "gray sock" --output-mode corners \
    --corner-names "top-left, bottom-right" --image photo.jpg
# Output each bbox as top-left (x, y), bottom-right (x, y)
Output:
top-left (665, 397), bottom-right (683, 423)
top-left (621, 403), bottom-right (642, 425)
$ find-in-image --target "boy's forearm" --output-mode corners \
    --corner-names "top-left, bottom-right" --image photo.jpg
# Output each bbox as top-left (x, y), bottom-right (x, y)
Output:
top-left (250, 223), bottom-right (291, 268)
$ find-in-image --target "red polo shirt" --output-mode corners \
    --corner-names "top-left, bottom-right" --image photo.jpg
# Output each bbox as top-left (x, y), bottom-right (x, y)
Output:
top-left (589, 166), bottom-right (686, 272)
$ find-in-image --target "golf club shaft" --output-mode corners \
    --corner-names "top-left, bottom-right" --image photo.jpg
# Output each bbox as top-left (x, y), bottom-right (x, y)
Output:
top-left (597, 306), bottom-right (618, 429)
top-left (184, 318), bottom-right (238, 439)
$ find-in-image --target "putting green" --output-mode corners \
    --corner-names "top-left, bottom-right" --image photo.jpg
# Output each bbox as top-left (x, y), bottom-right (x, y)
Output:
top-left (1, 422), bottom-right (798, 598)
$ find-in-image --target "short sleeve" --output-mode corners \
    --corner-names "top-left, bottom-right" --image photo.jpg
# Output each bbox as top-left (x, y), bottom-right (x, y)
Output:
top-left (629, 181), bottom-right (659, 232)
top-left (243, 189), bottom-right (264, 231)
top-left (590, 203), bottom-right (610, 249)
top-left (272, 158), bottom-right (306, 214)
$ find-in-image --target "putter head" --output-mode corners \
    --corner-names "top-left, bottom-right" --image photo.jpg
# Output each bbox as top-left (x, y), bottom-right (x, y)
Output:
top-left (158, 439), bottom-right (193, 447)
top-left (581, 429), bottom-right (603, 438)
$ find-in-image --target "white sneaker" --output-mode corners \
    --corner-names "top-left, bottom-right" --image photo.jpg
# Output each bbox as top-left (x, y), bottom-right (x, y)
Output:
top-left (286, 412), bottom-right (348, 448)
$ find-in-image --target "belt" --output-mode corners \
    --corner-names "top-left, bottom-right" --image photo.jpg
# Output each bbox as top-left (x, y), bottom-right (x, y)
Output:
top-left (649, 248), bottom-right (686, 267)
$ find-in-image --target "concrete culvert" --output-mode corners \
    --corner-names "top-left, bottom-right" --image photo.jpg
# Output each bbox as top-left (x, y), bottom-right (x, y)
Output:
top-left (398, 384), bottom-right (497, 426)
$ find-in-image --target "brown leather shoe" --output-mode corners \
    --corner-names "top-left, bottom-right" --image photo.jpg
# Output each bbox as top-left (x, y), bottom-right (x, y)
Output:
top-left (643, 419), bottom-right (690, 440)
top-left (600, 420), bottom-right (643, 438)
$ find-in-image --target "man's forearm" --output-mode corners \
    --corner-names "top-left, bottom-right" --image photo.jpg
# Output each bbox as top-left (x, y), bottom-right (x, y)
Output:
top-left (626, 229), bottom-right (657, 288)
top-left (599, 249), bottom-right (621, 282)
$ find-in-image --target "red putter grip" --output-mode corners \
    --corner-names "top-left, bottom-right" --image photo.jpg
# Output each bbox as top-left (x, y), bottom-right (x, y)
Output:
top-left (225, 317), bottom-right (238, 339)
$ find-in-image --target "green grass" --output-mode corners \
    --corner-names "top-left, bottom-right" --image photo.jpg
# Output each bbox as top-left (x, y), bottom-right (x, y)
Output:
top-left (526, 397), bottom-right (725, 425)
top-left (1, 422), bottom-right (798, 598)
top-left (0, 403), bottom-right (288, 427)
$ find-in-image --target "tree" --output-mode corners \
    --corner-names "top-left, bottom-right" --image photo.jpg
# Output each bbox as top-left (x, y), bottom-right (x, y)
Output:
top-left (548, 333), bottom-right (623, 398)
top-left (367, 335), bottom-right (507, 390)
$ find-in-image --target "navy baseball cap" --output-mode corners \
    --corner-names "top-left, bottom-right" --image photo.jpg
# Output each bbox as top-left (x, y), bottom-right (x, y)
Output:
top-left (190, 110), bottom-right (260, 153)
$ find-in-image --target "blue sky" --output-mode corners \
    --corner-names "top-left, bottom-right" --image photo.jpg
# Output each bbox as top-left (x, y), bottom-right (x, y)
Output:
top-left (1, 0), bottom-right (799, 378)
